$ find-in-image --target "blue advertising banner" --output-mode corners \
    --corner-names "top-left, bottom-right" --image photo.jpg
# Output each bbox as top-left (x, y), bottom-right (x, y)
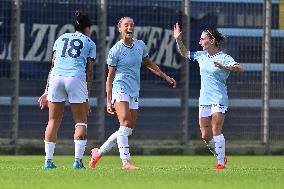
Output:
top-left (0, 0), bottom-right (216, 80)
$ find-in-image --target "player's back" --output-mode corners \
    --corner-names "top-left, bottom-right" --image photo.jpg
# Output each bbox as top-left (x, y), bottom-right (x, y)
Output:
top-left (51, 32), bottom-right (96, 80)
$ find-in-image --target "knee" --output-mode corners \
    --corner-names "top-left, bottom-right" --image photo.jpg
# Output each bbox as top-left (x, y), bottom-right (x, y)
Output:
top-left (48, 119), bottom-right (61, 127)
top-left (199, 127), bottom-right (212, 141)
top-left (118, 126), bottom-right (133, 136)
top-left (45, 123), bottom-right (59, 134)
top-left (74, 123), bottom-right (87, 140)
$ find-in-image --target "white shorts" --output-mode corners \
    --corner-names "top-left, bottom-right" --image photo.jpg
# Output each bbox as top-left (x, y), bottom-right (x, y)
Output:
top-left (112, 91), bottom-right (139, 110)
top-left (199, 104), bottom-right (227, 118)
top-left (47, 75), bottom-right (88, 103)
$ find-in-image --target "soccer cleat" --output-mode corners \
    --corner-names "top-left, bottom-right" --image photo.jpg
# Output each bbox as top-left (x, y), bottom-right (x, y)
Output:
top-left (72, 160), bottom-right (86, 169)
top-left (215, 156), bottom-right (228, 170)
top-left (88, 148), bottom-right (101, 169)
top-left (122, 162), bottom-right (139, 170)
top-left (215, 164), bottom-right (226, 169)
top-left (44, 160), bottom-right (57, 169)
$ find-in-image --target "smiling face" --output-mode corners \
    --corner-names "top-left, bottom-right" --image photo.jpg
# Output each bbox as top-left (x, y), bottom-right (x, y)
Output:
top-left (199, 31), bottom-right (215, 51)
top-left (118, 17), bottom-right (134, 39)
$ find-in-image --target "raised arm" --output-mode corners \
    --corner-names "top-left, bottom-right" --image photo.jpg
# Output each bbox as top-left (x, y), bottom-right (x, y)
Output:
top-left (174, 23), bottom-right (189, 58)
top-left (106, 66), bottom-right (116, 114)
top-left (142, 56), bottom-right (176, 88)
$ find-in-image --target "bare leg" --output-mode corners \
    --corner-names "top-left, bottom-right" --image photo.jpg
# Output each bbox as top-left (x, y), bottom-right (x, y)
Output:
top-left (44, 102), bottom-right (64, 163)
top-left (71, 102), bottom-right (88, 167)
top-left (199, 117), bottom-right (213, 143)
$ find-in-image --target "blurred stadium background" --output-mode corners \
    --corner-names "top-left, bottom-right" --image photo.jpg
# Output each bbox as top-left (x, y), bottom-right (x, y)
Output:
top-left (0, 0), bottom-right (283, 154)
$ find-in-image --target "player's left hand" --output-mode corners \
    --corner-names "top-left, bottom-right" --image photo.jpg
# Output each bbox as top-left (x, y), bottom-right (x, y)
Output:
top-left (214, 61), bottom-right (235, 71)
top-left (166, 76), bottom-right (176, 88)
top-left (38, 92), bottom-right (48, 110)
top-left (106, 101), bottom-right (116, 115)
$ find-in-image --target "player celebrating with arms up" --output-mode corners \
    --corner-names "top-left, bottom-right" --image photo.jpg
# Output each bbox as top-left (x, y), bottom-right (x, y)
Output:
top-left (89, 17), bottom-right (176, 170)
top-left (173, 23), bottom-right (244, 169)
top-left (38, 11), bottom-right (96, 169)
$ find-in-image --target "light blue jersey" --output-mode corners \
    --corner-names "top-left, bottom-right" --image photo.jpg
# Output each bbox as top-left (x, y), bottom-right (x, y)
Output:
top-left (107, 39), bottom-right (148, 97)
top-left (51, 32), bottom-right (96, 81)
top-left (188, 51), bottom-right (237, 107)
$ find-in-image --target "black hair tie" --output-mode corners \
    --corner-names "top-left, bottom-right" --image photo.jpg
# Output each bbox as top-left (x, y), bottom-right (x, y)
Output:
top-left (75, 11), bottom-right (81, 17)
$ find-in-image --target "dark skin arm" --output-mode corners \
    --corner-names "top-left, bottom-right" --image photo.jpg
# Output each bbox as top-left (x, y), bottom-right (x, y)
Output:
top-left (38, 51), bottom-right (55, 110)
top-left (86, 58), bottom-right (95, 98)
top-left (86, 58), bottom-right (95, 115)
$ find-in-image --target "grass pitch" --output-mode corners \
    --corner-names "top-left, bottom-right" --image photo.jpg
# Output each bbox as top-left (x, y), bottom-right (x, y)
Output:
top-left (0, 156), bottom-right (283, 189)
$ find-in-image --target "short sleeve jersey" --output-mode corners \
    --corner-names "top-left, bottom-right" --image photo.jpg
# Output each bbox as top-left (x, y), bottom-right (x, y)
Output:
top-left (51, 32), bottom-right (96, 80)
top-left (188, 51), bottom-right (237, 107)
top-left (107, 39), bottom-right (148, 97)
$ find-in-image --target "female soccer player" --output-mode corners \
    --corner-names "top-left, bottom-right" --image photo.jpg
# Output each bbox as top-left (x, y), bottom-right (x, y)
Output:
top-left (173, 23), bottom-right (244, 169)
top-left (38, 11), bottom-right (96, 169)
top-left (88, 17), bottom-right (176, 170)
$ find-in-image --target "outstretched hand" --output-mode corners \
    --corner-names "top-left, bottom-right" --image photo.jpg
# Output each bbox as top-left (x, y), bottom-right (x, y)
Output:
top-left (38, 92), bottom-right (48, 110)
top-left (214, 62), bottom-right (235, 72)
top-left (166, 76), bottom-right (176, 88)
top-left (173, 23), bottom-right (182, 39)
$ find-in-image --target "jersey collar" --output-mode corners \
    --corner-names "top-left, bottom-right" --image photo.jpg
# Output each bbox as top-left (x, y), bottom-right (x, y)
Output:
top-left (120, 39), bottom-right (134, 49)
top-left (207, 51), bottom-right (222, 58)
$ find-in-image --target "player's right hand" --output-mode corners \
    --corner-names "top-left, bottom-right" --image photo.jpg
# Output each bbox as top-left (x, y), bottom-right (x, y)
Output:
top-left (173, 23), bottom-right (182, 39)
top-left (38, 93), bottom-right (48, 110)
top-left (166, 76), bottom-right (176, 88)
top-left (106, 102), bottom-right (116, 115)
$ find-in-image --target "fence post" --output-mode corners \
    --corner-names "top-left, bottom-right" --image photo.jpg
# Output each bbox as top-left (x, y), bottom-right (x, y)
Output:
top-left (180, 0), bottom-right (190, 146)
top-left (96, 0), bottom-right (107, 143)
top-left (262, 0), bottom-right (271, 152)
top-left (10, 0), bottom-right (21, 155)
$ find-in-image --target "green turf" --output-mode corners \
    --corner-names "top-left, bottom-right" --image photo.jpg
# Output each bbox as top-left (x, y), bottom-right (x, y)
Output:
top-left (0, 156), bottom-right (283, 189)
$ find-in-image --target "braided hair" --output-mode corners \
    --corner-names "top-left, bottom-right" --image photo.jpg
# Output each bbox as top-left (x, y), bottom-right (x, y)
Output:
top-left (74, 11), bottom-right (91, 32)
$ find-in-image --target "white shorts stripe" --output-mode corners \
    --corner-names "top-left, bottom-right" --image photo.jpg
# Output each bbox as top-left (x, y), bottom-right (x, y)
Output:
top-left (199, 104), bottom-right (227, 118)
top-left (112, 91), bottom-right (139, 110)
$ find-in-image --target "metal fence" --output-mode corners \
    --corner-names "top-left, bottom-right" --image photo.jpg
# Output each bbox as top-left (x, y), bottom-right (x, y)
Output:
top-left (0, 0), bottom-right (283, 153)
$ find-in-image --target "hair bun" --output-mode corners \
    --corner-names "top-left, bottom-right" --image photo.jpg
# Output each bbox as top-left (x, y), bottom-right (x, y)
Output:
top-left (75, 11), bottom-right (81, 17)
